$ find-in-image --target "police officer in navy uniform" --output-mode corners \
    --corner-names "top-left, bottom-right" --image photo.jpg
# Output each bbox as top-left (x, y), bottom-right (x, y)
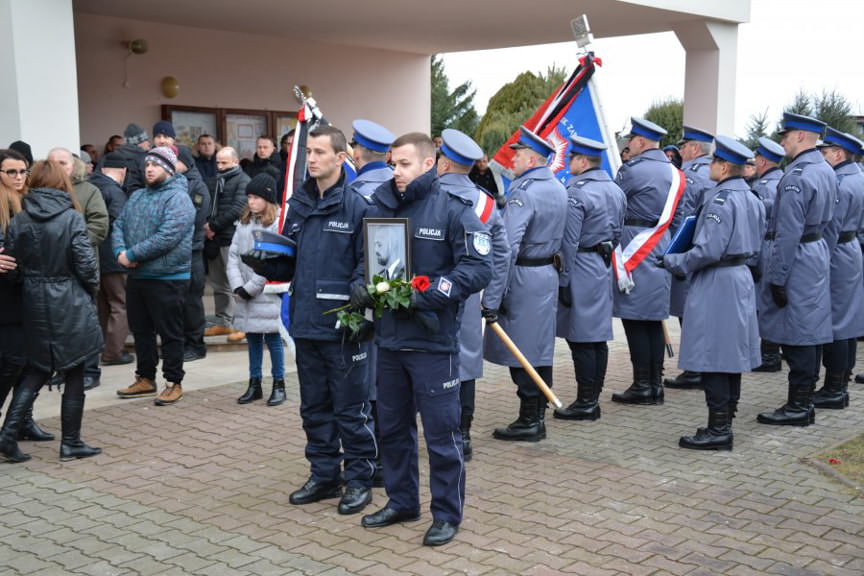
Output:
top-left (348, 119), bottom-right (395, 486)
top-left (436, 128), bottom-right (510, 460)
top-left (257, 124), bottom-right (378, 515)
top-left (612, 117), bottom-right (681, 406)
top-left (665, 126), bottom-right (714, 390)
top-left (484, 127), bottom-right (567, 442)
top-left (663, 136), bottom-right (765, 450)
top-left (757, 113), bottom-right (836, 427)
top-left (358, 132), bottom-right (492, 547)
top-left (554, 135), bottom-right (626, 421)
top-left (751, 136), bottom-right (787, 372)
top-left (815, 128), bottom-right (864, 409)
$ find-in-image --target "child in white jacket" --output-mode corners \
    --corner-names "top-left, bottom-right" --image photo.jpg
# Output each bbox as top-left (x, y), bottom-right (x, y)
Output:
top-left (227, 173), bottom-right (286, 406)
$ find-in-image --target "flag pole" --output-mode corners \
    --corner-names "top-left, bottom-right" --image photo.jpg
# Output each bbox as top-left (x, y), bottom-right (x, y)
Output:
top-left (662, 320), bottom-right (674, 358)
top-left (486, 321), bottom-right (563, 408)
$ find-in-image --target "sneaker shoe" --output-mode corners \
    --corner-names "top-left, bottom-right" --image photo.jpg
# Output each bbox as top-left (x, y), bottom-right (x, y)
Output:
top-left (116, 376), bottom-right (157, 398)
top-left (154, 383), bottom-right (183, 406)
top-left (227, 331), bottom-right (246, 343)
top-left (204, 325), bottom-right (233, 337)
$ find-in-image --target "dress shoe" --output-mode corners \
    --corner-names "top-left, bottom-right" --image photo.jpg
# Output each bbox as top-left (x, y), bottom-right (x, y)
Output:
top-left (361, 506), bottom-right (420, 528)
top-left (855, 373), bottom-right (864, 384)
top-left (663, 371), bottom-right (702, 389)
top-left (337, 486), bottom-right (372, 515)
top-left (204, 325), bottom-right (233, 337)
top-left (423, 520), bottom-right (459, 546)
top-left (183, 349), bottom-right (206, 362)
top-left (101, 352), bottom-right (134, 366)
top-left (83, 376), bottom-right (100, 391)
top-left (289, 479), bottom-right (342, 505)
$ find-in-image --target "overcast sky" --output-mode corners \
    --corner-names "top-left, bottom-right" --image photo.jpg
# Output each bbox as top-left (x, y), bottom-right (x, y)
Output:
top-left (441, 0), bottom-right (864, 139)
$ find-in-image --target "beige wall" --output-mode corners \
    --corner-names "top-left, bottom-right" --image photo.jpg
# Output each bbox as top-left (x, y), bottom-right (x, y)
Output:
top-left (74, 12), bottom-right (430, 151)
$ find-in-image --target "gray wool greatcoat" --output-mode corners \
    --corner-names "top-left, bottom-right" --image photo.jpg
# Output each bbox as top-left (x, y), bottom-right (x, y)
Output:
top-left (484, 166), bottom-right (567, 367)
top-left (758, 148), bottom-right (836, 346)
top-left (664, 177), bottom-right (765, 373)
top-left (556, 167), bottom-right (626, 343)
top-left (612, 148), bottom-right (677, 321)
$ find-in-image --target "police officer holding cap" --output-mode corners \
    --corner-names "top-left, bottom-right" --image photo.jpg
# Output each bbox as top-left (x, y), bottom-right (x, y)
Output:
top-left (484, 127), bottom-right (567, 442)
top-left (663, 135), bottom-right (765, 450)
top-left (757, 112), bottom-right (836, 427)
top-left (436, 128), bottom-right (510, 459)
top-left (359, 132), bottom-right (492, 547)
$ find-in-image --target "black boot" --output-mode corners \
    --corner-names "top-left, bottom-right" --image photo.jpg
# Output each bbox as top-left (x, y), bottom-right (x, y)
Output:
top-left (679, 409), bottom-right (732, 451)
top-left (612, 366), bottom-right (661, 405)
top-left (460, 414), bottom-right (472, 461)
top-left (237, 377), bottom-right (262, 404)
top-left (492, 397), bottom-right (545, 442)
top-left (59, 395), bottom-right (101, 461)
top-left (19, 392), bottom-right (55, 441)
top-left (753, 341), bottom-right (782, 372)
top-left (757, 385), bottom-right (814, 426)
top-left (554, 377), bottom-right (600, 420)
top-left (813, 372), bottom-right (848, 409)
top-left (0, 385), bottom-right (37, 462)
top-left (267, 379), bottom-right (286, 406)
top-left (663, 371), bottom-right (703, 390)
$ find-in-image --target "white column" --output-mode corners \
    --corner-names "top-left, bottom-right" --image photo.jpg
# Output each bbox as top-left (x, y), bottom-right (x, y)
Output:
top-left (673, 20), bottom-right (739, 135)
top-left (0, 0), bottom-right (79, 159)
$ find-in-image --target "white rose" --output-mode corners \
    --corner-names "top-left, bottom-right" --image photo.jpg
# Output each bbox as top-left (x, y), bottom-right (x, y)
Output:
top-left (375, 281), bottom-right (390, 294)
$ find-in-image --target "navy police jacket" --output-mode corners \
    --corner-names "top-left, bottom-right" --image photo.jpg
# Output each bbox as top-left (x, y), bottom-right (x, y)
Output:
top-left (370, 168), bottom-right (493, 353)
top-left (278, 170), bottom-right (372, 341)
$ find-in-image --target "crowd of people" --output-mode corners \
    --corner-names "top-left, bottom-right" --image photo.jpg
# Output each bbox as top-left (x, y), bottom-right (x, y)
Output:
top-left (1, 108), bottom-right (862, 548)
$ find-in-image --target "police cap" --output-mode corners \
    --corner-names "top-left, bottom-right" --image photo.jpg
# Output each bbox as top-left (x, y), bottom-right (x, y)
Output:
top-left (755, 136), bottom-right (785, 163)
top-left (569, 134), bottom-right (606, 158)
top-left (820, 127), bottom-right (863, 155)
top-left (777, 112), bottom-right (826, 136)
top-left (627, 117), bottom-right (667, 141)
top-left (351, 119), bottom-right (395, 153)
top-left (713, 135), bottom-right (754, 165)
top-left (440, 128), bottom-right (484, 166)
top-left (680, 126), bottom-right (714, 145)
top-left (509, 126), bottom-right (554, 158)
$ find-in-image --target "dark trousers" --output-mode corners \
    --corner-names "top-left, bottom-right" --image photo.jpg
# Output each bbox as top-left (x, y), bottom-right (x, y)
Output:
top-left (127, 278), bottom-right (189, 384)
top-left (459, 379), bottom-right (475, 420)
top-left (295, 338), bottom-right (376, 488)
top-left (702, 372), bottom-right (741, 410)
top-left (184, 251), bottom-right (207, 355)
top-left (823, 338), bottom-right (855, 373)
top-left (781, 344), bottom-right (821, 392)
top-left (511, 366), bottom-right (553, 402)
top-left (377, 348), bottom-right (464, 524)
top-left (621, 319), bottom-right (665, 369)
top-left (97, 272), bottom-right (129, 361)
top-left (567, 341), bottom-right (609, 387)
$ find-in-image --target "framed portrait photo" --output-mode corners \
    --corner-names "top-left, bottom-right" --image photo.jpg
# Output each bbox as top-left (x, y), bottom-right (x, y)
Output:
top-left (222, 109), bottom-right (269, 160)
top-left (161, 105), bottom-right (219, 149)
top-left (364, 218), bottom-right (411, 283)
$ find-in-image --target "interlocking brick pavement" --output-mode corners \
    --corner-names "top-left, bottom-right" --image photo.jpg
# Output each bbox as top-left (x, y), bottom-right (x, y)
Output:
top-left (1, 322), bottom-right (863, 575)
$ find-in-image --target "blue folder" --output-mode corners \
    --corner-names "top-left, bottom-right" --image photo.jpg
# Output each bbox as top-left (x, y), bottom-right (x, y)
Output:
top-left (664, 215), bottom-right (696, 255)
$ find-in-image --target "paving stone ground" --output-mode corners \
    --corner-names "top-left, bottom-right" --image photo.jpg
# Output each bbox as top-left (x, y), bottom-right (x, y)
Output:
top-left (2, 321), bottom-right (863, 575)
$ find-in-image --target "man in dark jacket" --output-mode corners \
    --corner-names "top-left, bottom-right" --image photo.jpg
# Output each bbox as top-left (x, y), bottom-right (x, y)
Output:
top-left (244, 136), bottom-right (282, 183)
top-left (176, 146), bottom-right (211, 361)
top-left (204, 146), bottom-right (250, 336)
top-left (194, 134), bottom-right (217, 181)
top-left (113, 146), bottom-right (195, 406)
top-left (90, 153), bottom-right (133, 368)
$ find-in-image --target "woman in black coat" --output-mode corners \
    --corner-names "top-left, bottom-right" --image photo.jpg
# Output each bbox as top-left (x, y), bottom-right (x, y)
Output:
top-left (0, 160), bottom-right (103, 462)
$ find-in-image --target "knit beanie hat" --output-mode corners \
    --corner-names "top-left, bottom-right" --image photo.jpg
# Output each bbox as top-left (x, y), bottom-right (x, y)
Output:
top-left (124, 123), bottom-right (149, 145)
top-left (245, 173), bottom-right (278, 205)
top-left (8, 140), bottom-right (33, 166)
top-left (152, 120), bottom-right (176, 139)
top-left (101, 152), bottom-right (127, 169)
top-left (175, 145), bottom-right (195, 170)
top-left (145, 146), bottom-right (177, 175)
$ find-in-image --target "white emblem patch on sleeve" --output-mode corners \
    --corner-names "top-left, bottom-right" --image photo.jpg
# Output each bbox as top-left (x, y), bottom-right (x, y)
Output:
top-left (438, 277), bottom-right (453, 297)
top-left (472, 232), bottom-right (492, 256)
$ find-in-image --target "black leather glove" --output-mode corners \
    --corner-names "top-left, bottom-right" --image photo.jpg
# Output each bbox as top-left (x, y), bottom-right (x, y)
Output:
top-left (558, 286), bottom-right (572, 308)
top-left (234, 287), bottom-right (252, 301)
top-left (412, 310), bottom-right (440, 334)
top-left (481, 307), bottom-right (499, 324)
top-left (655, 255), bottom-right (666, 268)
top-left (348, 319), bottom-right (375, 343)
top-left (770, 284), bottom-right (787, 308)
top-left (350, 283), bottom-right (374, 309)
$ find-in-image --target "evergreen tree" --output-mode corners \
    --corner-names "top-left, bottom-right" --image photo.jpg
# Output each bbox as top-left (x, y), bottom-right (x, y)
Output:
top-left (643, 98), bottom-right (683, 148)
top-left (431, 55), bottom-right (478, 137)
top-left (744, 109), bottom-right (771, 149)
top-left (781, 89), bottom-right (862, 136)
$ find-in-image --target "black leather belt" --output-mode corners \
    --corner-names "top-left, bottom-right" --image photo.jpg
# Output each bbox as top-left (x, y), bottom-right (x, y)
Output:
top-left (578, 244), bottom-right (604, 253)
top-left (625, 218), bottom-right (659, 228)
top-left (800, 232), bottom-right (822, 243)
top-left (516, 256), bottom-right (555, 267)
top-left (838, 231), bottom-right (857, 243)
top-left (706, 256), bottom-right (748, 269)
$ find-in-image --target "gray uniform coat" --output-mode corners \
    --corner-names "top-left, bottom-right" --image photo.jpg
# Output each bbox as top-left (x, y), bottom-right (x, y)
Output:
top-left (613, 148), bottom-right (678, 321)
top-left (670, 156), bottom-right (712, 317)
top-left (664, 178), bottom-right (765, 372)
top-left (758, 148), bottom-right (836, 345)
top-left (350, 163), bottom-right (393, 199)
top-left (557, 168), bottom-right (626, 342)
top-left (484, 166), bottom-right (566, 366)
top-left (439, 173), bottom-right (510, 380)
top-left (753, 167), bottom-right (783, 305)
top-left (825, 161), bottom-right (864, 340)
